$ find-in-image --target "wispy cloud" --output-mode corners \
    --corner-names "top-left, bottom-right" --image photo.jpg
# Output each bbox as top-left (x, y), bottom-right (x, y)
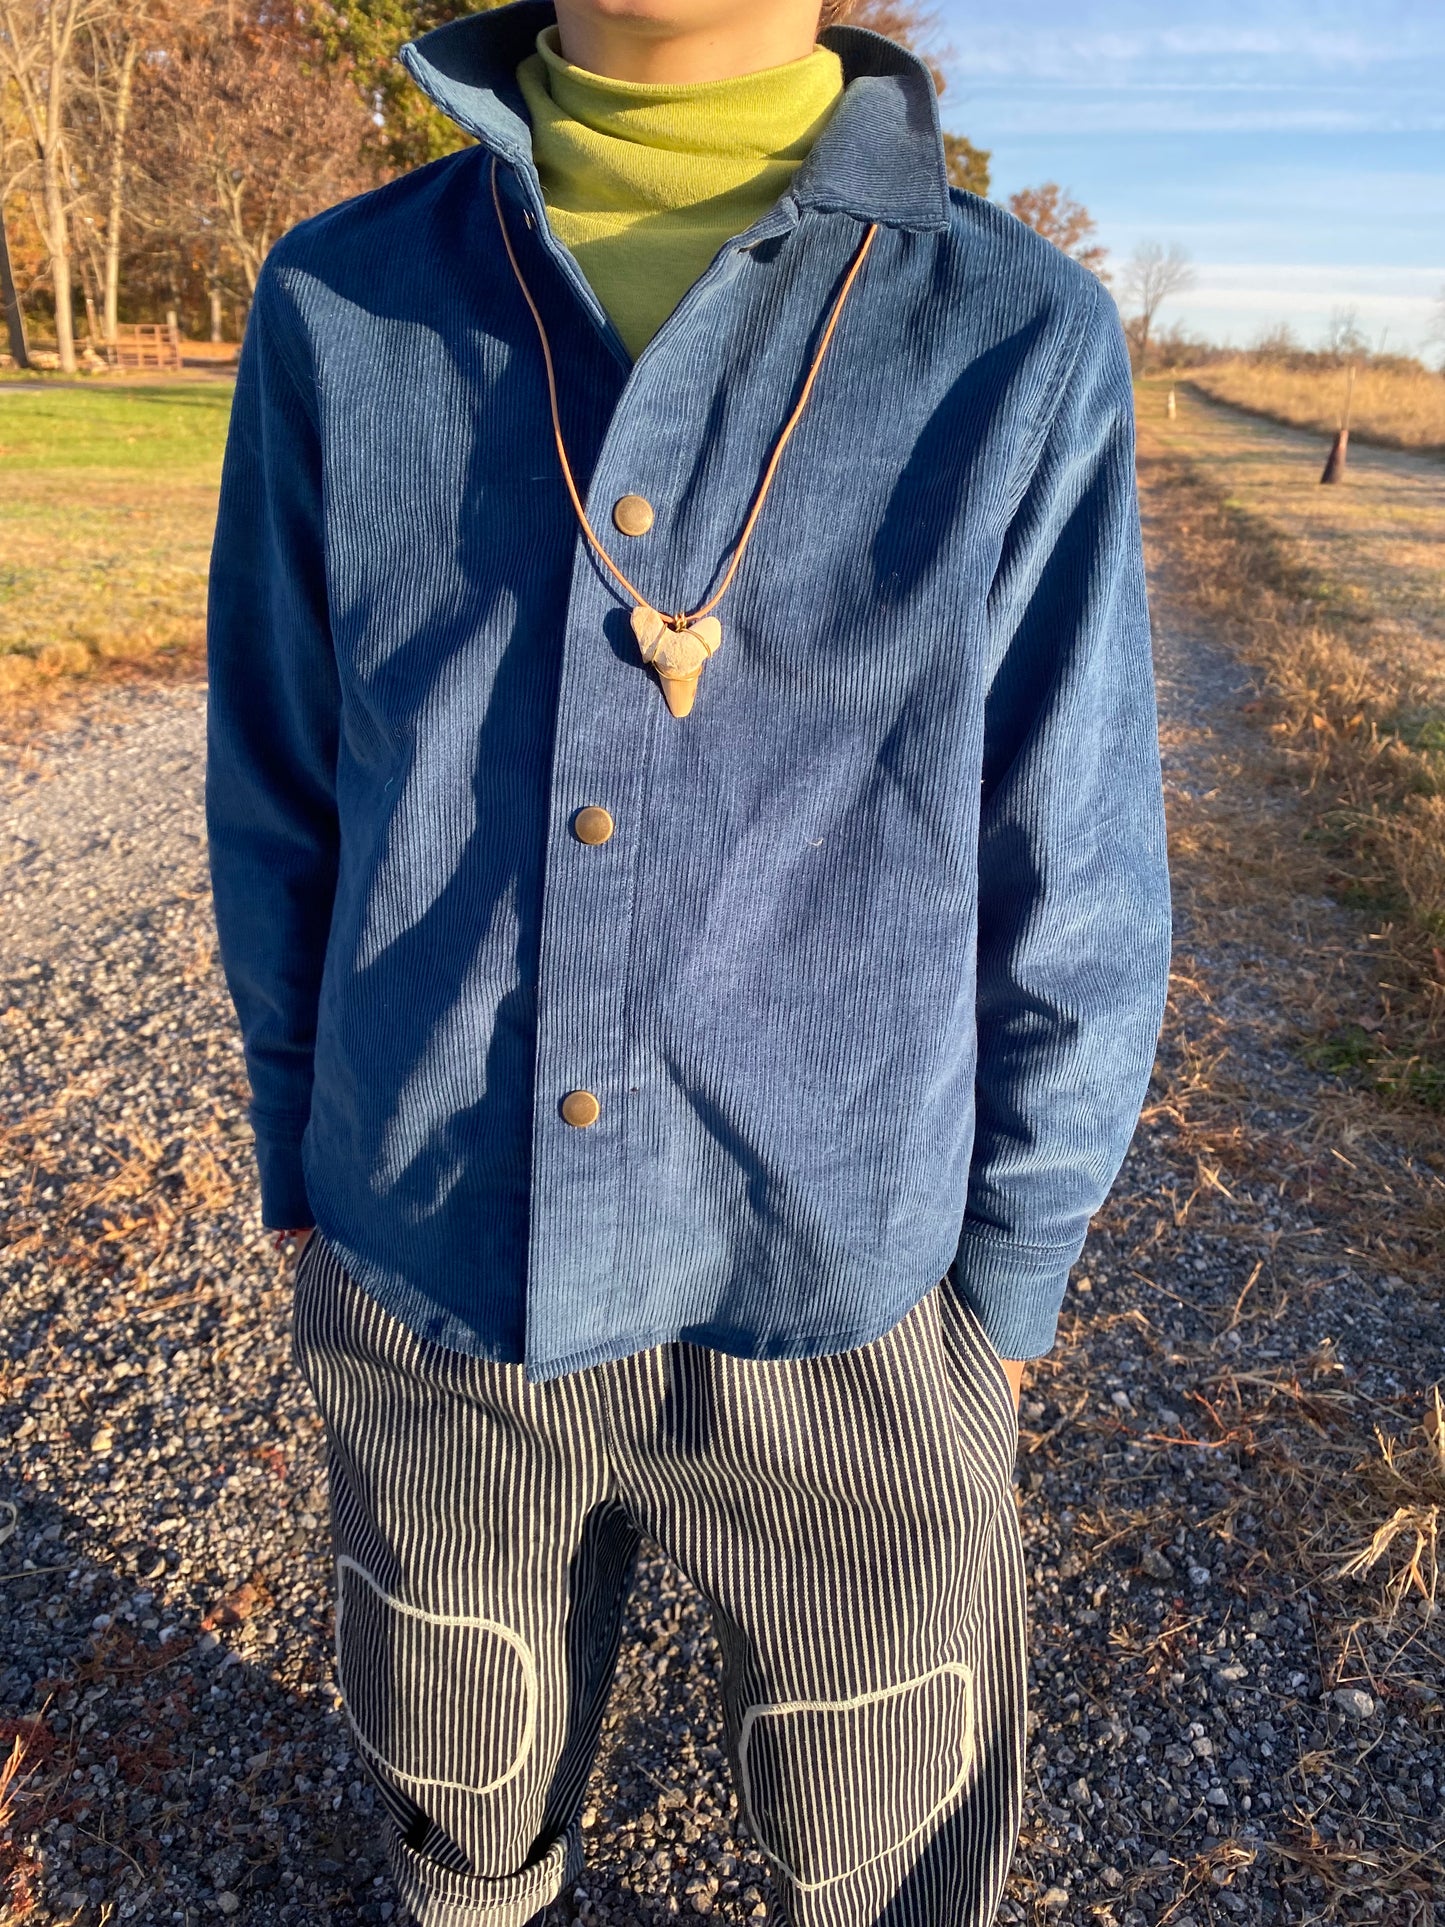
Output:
top-left (945, 1), bottom-right (1445, 350)
top-left (936, 0), bottom-right (1445, 72)
top-left (935, 0), bottom-right (1445, 115)
top-left (957, 87), bottom-right (1444, 138)
top-left (947, 30), bottom-right (1422, 76)
top-left (1165, 265), bottom-right (1443, 349)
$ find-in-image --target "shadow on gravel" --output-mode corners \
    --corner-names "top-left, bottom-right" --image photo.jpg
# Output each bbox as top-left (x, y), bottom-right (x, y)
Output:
top-left (0, 1481), bottom-right (396, 1925)
top-left (0, 1477), bottom-right (776, 1927)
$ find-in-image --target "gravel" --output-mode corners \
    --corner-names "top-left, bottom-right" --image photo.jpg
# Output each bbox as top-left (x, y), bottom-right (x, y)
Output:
top-left (2, 600), bottom-right (1441, 1926)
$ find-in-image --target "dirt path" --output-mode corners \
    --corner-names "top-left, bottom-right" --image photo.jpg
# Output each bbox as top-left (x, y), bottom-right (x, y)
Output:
top-left (1150, 382), bottom-right (1445, 680)
top-left (1, 542), bottom-right (1441, 1924)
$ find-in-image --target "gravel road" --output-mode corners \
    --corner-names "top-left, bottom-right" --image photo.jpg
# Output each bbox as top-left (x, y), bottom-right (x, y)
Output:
top-left (2, 571), bottom-right (1441, 1925)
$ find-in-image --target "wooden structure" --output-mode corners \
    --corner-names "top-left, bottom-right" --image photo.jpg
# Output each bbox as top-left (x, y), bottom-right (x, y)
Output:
top-left (103, 321), bottom-right (182, 372)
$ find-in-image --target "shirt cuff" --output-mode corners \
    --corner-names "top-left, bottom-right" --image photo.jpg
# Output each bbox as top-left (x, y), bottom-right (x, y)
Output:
top-left (251, 1116), bottom-right (314, 1230)
top-left (952, 1223), bottom-right (1081, 1360)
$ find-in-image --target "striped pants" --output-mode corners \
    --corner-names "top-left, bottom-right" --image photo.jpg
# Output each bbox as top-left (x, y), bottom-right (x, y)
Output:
top-left (292, 1239), bottom-right (1027, 1927)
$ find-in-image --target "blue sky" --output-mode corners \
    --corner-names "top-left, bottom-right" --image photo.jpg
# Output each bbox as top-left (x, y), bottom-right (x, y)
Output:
top-left (932, 1), bottom-right (1445, 355)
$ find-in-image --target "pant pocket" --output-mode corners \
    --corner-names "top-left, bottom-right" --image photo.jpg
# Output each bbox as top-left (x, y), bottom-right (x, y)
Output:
top-left (289, 1231), bottom-right (331, 1387)
top-left (737, 1663), bottom-right (975, 1892)
top-left (335, 1554), bottom-right (538, 1799)
top-left (938, 1284), bottom-right (1021, 1486)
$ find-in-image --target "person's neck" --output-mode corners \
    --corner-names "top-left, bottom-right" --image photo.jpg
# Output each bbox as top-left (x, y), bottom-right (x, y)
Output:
top-left (552, 5), bottom-right (820, 84)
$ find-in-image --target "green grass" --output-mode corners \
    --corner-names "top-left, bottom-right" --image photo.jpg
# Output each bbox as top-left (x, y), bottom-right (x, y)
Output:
top-left (0, 382), bottom-right (231, 692)
top-left (0, 382), bottom-right (232, 470)
top-left (1303, 1023), bottom-right (1445, 1109)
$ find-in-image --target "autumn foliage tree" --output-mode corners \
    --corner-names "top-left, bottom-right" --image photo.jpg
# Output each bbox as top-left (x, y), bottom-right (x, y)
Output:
top-left (312, 0), bottom-right (491, 172)
top-left (1006, 182), bottom-right (1108, 280)
top-left (134, 3), bottom-right (374, 303)
top-left (0, 0), bottom-right (112, 369)
top-left (68, 0), bottom-right (150, 342)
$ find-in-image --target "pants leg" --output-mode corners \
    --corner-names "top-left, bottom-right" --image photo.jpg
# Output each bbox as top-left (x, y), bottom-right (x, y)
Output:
top-left (291, 1239), bottom-right (641, 1927)
top-left (607, 1282), bottom-right (1027, 1927)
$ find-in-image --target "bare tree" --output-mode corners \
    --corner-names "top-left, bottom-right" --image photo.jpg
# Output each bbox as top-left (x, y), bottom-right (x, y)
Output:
top-left (1249, 322), bottom-right (1298, 364)
top-left (0, 200), bottom-right (28, 361)
top-left (0, 0), bottom-right (108, 371)
top-left (1323, 304), bottom-right (1368, 363)
top-left (1007, 182), bottom-right (1108, 280)
top-left (1, 67), bottom-right (32, 359)
top-left (82, 0), bottom-right (142, 340)
top-left (1121, 241), bottom-right (1195, 374)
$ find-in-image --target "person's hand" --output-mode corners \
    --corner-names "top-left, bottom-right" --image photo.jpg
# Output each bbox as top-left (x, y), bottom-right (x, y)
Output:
top-left (273, 1227), bottom-right (314, 1256)
top-left (1000, 1358), bottom-right (1025, 1412)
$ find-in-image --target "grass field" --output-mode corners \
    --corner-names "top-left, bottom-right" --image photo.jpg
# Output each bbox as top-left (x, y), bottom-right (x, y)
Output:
top-left (1188, 358), bottom-right (1445, 456)
top-left (0, 382), bottom-right (230, 702)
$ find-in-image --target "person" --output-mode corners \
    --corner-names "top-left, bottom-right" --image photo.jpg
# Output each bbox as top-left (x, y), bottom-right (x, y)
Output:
top-left (205, 0), bottom-right (1171, 1920)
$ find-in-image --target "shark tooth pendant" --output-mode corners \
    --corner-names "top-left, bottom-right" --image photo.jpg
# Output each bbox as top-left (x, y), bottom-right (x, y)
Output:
top-left (631, 607), bottom-right (723, 719)
top-left (493, 166), bottom-right (878, 729)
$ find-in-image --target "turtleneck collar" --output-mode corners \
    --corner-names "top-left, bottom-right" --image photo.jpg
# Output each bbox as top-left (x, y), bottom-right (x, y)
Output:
top-left (527, 25), bottom-right (843, 166)
top-left (398, 0), bottom-right (952, 234)
top-left (515, 29), bottom-right (845, 356)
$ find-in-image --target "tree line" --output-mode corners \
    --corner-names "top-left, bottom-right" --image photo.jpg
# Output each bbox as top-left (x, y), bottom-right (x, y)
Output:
top-left (1, 0), bottom-right (1118, 374)
top-left (1, 0), bottom-right (377, 370)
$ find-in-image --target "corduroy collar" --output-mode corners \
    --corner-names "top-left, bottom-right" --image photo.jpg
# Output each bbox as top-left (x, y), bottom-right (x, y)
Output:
top-left (398, 0), bottom-right (952, 232)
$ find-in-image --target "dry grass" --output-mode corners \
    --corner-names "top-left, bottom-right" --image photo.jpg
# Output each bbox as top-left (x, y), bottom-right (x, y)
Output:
top-left (0, 1095), bottom-right (238, 1285)
top-left (0, 1668), bottom-right (184, 1927)
top-left (1025, 919), bottom-right (1445, 1911)
top-left (1139, 379), bottom-right (1445, 1109)
top-left (1189, 359), bottom-right (1445, 457)
top-left (1099, 967), bottom-right (1445, 1655)
top-left (0, 1029), bottom-right (256, 1907)
top-left (0, 1723), bottom-right (47, 1918)
top-left (1118, 391), bottom-right (1445, 1908)
top-left (0, 932), bottom-right (243, 1413)
top-left (1132, 391), bottom-right (1445, 1590)
top-left (1333, 1387), bottom-right (1444, 1613)
top-left (1074, 1020), bottom-right (1445, 1922)
top-left (1137, 878), bottom-right (1445, 1642)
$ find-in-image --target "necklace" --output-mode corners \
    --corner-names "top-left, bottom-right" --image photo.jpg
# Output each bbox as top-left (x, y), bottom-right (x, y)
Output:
top-left (491, 158), bottom-right (878, 718)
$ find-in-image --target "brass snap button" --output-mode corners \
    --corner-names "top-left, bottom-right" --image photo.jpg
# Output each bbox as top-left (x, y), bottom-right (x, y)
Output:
top-left (573, 806), bottom-right (615, 847)
top-left (612, 494), bottom-right (655, 538)
top-left (561, 1090), bottom-right (601, 1129)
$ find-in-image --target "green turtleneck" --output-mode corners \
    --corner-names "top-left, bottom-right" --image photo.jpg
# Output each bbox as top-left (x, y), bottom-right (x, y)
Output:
top-left (516, 29), bottom-right (845, 358)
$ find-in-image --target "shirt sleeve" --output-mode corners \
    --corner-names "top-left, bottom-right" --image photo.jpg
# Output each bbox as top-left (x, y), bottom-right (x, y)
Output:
top-left (205, 260), bottom-right (339, 1230)
top-left (953, 279), bottom-right (1171, 1360)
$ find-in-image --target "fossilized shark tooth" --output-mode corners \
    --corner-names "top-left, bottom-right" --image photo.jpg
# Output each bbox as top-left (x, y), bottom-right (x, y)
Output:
top-left (630, 607), bottom-right (722, 719)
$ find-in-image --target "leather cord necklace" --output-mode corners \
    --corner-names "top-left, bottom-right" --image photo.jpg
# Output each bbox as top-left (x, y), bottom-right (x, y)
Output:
top-left (491, 157), bottom-right (878, 718)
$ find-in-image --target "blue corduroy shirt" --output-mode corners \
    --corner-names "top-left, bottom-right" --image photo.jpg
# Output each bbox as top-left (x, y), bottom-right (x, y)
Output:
top-left (206, 2), bottom-right (1171, 1381)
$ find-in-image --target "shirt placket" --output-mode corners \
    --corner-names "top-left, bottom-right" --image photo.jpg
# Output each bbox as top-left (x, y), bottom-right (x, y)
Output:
top-left (516, 184), bottom-right (818, 1377)
top-left (524, 354), bottom-right (726, 1376)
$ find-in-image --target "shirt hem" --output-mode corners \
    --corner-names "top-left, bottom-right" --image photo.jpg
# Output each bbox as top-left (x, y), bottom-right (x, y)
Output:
top-left (308, 1227), bottom-right (945, 1386)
